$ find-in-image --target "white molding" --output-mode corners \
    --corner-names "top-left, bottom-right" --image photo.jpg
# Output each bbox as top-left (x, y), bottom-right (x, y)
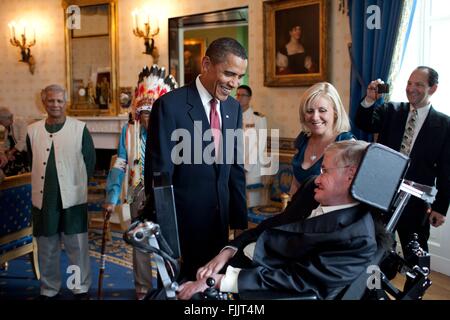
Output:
top-left (429, 206), bottom-right (450, 276)
top-left (430, 254), bottom-right (450, 276)
top-left (76, 116), bottom-right (127, 149)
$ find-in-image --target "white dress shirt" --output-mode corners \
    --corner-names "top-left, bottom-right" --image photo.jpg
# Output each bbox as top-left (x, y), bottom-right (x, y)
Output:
top-left (195, 75), bottom-right (222, 127)
top-left (362, 98), bottom-right (431, 149)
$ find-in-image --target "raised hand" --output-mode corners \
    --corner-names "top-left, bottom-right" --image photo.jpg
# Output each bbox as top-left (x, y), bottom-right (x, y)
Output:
top-left (366, 79), bottom-right (385, 104)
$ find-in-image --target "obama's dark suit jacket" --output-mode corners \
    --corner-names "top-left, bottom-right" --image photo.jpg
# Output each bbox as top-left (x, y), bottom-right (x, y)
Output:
top-left (144, 82), bottom-right (247, 279)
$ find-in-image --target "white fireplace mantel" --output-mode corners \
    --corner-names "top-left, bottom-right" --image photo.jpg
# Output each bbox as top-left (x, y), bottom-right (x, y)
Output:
top-left (76, 116), bottom-right (128, 150)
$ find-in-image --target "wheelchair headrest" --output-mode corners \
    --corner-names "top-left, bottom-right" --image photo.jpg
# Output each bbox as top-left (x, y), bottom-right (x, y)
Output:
top-left (351, 143), bottom-right (409, 212)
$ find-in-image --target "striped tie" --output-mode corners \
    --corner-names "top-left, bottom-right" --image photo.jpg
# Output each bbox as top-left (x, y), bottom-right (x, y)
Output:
top-left (210, 99), bottom-right (221, 157)
top-left (400, 109), bottom-right (418, 156)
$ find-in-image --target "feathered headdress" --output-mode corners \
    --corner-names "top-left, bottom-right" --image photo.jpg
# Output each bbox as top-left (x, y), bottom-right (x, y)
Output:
top-left (132, 64), bottom-right (178, 119)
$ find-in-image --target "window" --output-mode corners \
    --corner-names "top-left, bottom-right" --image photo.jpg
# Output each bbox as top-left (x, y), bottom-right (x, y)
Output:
top-left (391, 0), bottom-right (450, 116)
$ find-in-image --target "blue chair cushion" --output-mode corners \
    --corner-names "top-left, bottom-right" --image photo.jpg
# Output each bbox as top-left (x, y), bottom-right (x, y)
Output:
top-left (269, 163), bottom-right (293, 202)
top-left (0, 235), bottom-right (33, 255)
top-left (247, 161), bottom-right (293, 225)
top-left (248, 205), bottom-right (281, 224)
top-left (0, 184), bottom-right (32, 235)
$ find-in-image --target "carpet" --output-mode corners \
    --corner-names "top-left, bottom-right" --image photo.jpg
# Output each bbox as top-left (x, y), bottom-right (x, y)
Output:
top-left (0, 231), bottom-right (141, 300)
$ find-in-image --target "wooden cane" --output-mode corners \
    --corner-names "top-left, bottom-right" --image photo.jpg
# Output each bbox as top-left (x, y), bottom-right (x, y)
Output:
top-left (97, 209), bottom-right (112, 300)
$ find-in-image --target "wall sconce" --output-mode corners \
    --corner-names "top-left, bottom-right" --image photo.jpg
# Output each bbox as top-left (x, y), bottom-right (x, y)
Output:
top-left (132, 9), bottom-right (160, 63)
top-left (8, 20), bottom-right (36, 74)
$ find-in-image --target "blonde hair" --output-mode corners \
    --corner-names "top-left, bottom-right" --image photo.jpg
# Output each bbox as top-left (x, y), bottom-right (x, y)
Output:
top-left (298, 82), bottom-right (351, 135)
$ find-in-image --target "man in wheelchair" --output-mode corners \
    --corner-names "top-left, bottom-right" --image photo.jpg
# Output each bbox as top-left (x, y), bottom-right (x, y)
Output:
top-left (177, 140), bottom-right (394, 300)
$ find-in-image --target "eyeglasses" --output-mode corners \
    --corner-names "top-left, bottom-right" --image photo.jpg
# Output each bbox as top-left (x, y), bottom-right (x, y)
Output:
top-left (320, 166), bottom-right (351, 175)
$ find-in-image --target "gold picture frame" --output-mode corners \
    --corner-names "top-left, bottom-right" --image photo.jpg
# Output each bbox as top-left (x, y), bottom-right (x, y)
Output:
top-left (183, 38), bottom-right (206, 85)
top-left (263, 0), bottom-right (328, 87)
top-left (62, 0), bottom-right (119, 116)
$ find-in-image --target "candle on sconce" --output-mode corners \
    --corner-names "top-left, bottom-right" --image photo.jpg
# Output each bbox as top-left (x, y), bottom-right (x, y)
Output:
top-left (132, 9), bottom-right (138, 30)
top-left (16, 20), bottom-right (26, 39)
top-left (8, 22), bottom-right (15, 40)
top-left (7, 18), bottom-right (37, 73)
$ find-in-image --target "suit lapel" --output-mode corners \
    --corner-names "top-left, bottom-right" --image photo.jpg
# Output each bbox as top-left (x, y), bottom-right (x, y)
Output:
top-left (396, 103), bottom-right (410, 144)
top-left (186, 83), bottom-right (227, 170)
top-left (424, 106), bottom-right (443, 128)
top-left (410, 106), bottom-right (441, 156)
top-left (219, 99), bottom-right (233, 166)
top-left (220, 98), bottom-right (241, 171)
top-left (220, 98), bottom-right (236, 132)
top-left (275, 205), bottom-right (363, 234)
top-left (186, 83), bottom-right (209, 136)
top-left (186, 83), bottom-right (212, 157)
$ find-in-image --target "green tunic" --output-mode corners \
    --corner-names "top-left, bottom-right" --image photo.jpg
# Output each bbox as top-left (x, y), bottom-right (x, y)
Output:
top-left (26, 121), bottom-right (96, 237)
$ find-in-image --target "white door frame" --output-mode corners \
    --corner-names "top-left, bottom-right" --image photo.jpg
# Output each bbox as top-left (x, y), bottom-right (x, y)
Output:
top-left (429, 207), bottom-right (450, 276)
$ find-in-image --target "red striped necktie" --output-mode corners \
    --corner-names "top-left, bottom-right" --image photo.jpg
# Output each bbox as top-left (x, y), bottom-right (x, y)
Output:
top-left (210, 98), bottom-right (221, 156)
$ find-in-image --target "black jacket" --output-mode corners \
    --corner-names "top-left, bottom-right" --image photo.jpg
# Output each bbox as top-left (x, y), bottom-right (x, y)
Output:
top-left (230, 178), bottom-right (378, 300)
top-left (355, 101), bottom-right (450, 216)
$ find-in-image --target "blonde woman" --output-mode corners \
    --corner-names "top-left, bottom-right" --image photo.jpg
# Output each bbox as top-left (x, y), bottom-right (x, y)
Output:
top-left (289, 82), bottom-right (354, 195)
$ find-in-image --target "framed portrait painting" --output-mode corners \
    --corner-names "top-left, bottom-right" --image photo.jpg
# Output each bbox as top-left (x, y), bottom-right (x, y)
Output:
top-left (183, 38), bottom-right (206, 85)
top-left (264, 0), bottom-right (328, 87)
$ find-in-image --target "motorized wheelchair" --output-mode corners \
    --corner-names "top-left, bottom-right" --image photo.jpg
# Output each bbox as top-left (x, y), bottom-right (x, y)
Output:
top-left (123, 143), bottom-right (436, 300)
